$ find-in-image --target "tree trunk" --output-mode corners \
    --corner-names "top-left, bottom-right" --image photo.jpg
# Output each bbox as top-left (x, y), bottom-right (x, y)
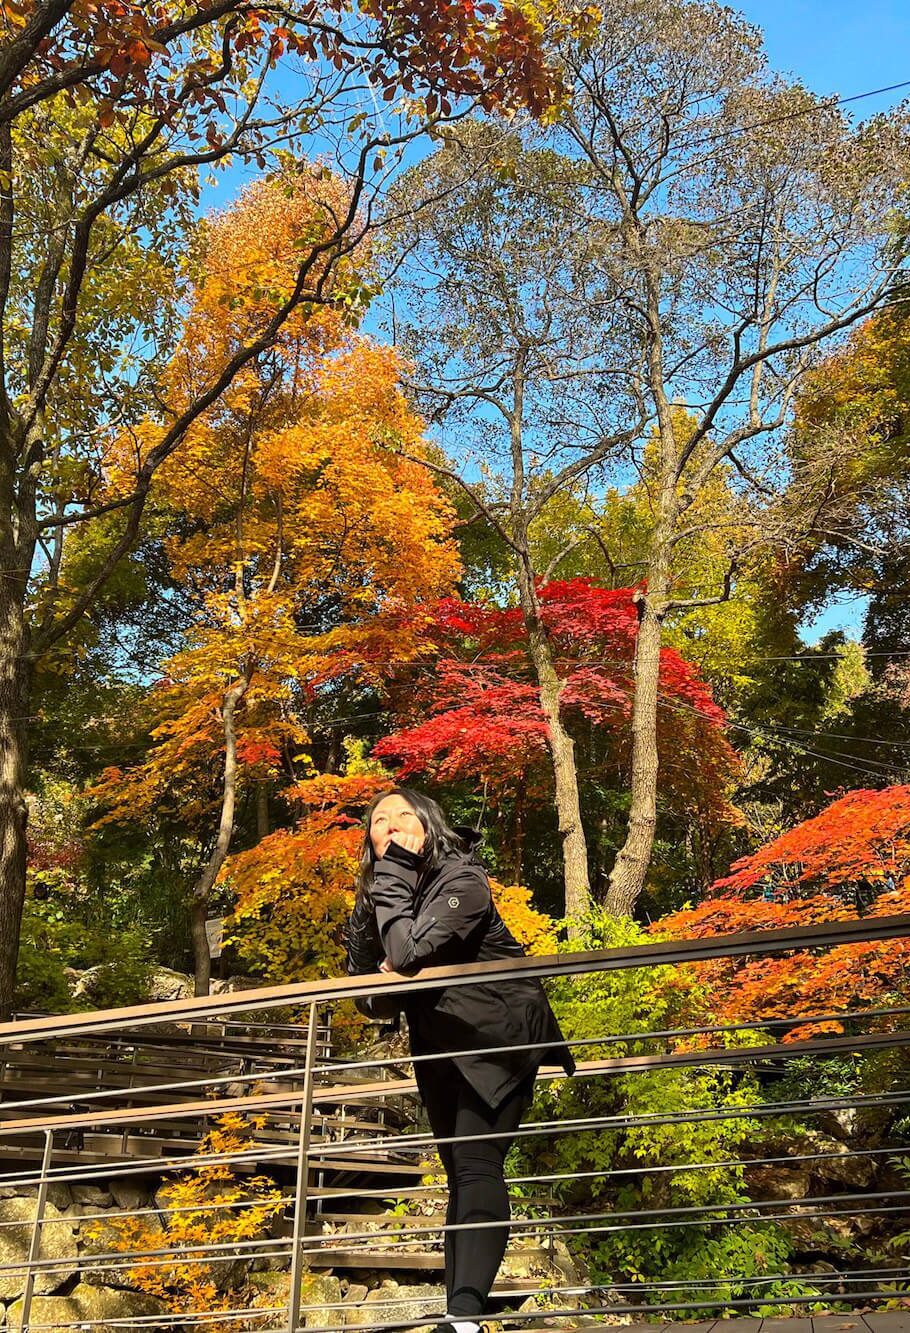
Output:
top-left (605, 517), bottom-right (675, 917)
top-left (517, 563), bottom-right (591, 921)
top-left (190, 667), bottom-right (252, 996)
top-left (0, 599), bottom-right (30, 1020)
top-left (256, 781), bottom-right (269, 839)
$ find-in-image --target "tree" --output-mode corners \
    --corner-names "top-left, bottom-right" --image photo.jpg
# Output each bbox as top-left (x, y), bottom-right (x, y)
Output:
top-left (555, 0), bottom-right (908, 916)
top-left (655, 785), bottom-right (910, 1034)
top-left (90, 1111), bottom-right (285, 1333)
top-left (385, 120), bottom-right (646, 919)
top-left (223, 769), bottom-right (559, 988)
top-left (0, 0), bottom-right (565, 1014)
top-left (780, 305), bottom-right (910, 672)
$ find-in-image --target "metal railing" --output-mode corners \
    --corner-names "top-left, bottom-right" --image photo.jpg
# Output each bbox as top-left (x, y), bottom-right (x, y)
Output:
top-left (0, 913), bottom-right (907, 1331)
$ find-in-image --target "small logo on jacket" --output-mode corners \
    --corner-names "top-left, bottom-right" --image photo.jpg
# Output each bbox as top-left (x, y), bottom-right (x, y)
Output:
top-left (448, 897), bottom-right (460, 908)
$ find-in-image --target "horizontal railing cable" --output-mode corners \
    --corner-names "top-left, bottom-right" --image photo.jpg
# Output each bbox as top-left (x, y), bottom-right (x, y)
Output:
top-left (4, 1139), bottom-right (895, 1231)
top-left (319, 1000), bottom-right (910, 1077)
top-left (4, 1004), bottom-right (907, 1120)
top-left (293, 1186), bottom-right (910, 1249)
top-left (13, 1185), bottom-right (903, 1277)
top-left (304, 1085), bottom-right (910, 1156)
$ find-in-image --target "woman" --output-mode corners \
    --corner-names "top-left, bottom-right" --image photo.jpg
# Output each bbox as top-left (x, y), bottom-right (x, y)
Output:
top-left (345, 788), bottom-right (575, 1333)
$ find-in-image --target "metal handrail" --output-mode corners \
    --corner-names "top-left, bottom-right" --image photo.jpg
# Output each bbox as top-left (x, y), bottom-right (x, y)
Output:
top-left (0, 911), bottom-right (906, 1046)
top-left (2, 911), bottom-right (909, 1333)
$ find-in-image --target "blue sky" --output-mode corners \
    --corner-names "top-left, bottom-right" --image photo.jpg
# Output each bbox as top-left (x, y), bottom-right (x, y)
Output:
top-left (739, 0), bottom-right (909, 640)
top-left (202, 1), bottom-right (909, 642)
top-left (749, 0), bottom-right (910, 113)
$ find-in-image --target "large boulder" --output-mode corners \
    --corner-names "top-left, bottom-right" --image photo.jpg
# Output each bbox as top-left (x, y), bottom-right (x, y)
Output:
top-left (250, 1272), bottom-right (345, 1328)
top-left (0, 1196), bottom-right (78, 1299)
top-left (6, 1280), bottom-right (163, 1331)
top-left (146, 967), bottom-right (194, 1001)
top-left (211, 975), bottom-right (263, 995)
top-left (747, 1163), bottom-right (813, 1200)
top-left (109, 1181), bottom-right (151, 1213)
top-left (0, 1181), bottom-right (72, 1210)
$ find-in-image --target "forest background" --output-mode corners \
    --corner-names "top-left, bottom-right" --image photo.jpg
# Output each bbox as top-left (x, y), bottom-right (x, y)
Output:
top-left (5, 0), bottom-right (910, 1313)
top-left (4, 0), bottom-right (909, 1014)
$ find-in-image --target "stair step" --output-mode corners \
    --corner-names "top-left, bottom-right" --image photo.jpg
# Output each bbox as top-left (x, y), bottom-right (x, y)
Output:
top-left (310, 1157), bottom-right (428, 1175)
top-left (305, 1247), bottom-right (552, 1271)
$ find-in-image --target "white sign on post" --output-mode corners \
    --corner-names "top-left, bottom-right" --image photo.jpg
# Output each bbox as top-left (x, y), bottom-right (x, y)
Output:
top-left (205, 917), bottom-right (224, 960)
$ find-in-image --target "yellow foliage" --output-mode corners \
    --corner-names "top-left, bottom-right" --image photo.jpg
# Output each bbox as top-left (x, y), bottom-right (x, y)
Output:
top-left (88, 1112), bottom-right (285, 1332)
top-left (490, 879), bottom-right (558, 954)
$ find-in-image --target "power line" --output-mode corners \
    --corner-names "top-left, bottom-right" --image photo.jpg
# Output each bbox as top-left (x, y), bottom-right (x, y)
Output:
top-left (682, 77), bottom-right (910, 154)
top-left (657, 695), bottom-right (910, 783)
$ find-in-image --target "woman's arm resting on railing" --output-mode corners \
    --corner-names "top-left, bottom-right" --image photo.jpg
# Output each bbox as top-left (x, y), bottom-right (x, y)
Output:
top-left (344, 894), bottom-right (404, 1021)
top-left (371, 841), bottom-right (489, 972)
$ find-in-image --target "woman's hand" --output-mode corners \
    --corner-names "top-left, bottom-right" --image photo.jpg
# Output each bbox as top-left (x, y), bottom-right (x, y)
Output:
top-left (389, 831), bottom-right (425, 856)
top-left (379, 957), bottom-right (394, 973)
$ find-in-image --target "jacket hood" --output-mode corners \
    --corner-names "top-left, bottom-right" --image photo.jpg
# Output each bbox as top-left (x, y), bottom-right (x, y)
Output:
top-left (454, 824), bottom-right (483, 851)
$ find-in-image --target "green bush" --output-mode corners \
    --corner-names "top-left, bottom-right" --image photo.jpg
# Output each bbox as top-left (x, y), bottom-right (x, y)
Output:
top-left (14, 898), bottom-right (154, 1013)
top-left (512, 909), bottom-right (800, 1312)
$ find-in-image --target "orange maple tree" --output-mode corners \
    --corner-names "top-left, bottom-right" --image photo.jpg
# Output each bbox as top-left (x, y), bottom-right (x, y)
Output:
top-left (223, 769), bottom-right (558, 994)
top-left (0, 0), bottom-right (586, 1021)
top-left (90, 170), bottom-right (460, 994)
top-left (653, 785), bottom-right (910, 1037)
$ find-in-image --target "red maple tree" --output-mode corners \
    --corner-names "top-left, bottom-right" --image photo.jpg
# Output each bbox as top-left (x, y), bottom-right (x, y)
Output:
top-left (374, 579), bottom-right (737, 822)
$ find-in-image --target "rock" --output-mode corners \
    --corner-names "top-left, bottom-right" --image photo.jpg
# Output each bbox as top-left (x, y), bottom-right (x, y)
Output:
top-left (2, 1182), bottom-right (73, 1210)
top-left (344, 1283), bottom-right (370, 1305)
top-left (79, 1211), bottom-right (165, 1289)
top-left (71, 965), bottom-right (128, 1003)
top-left (109, 1182), bottom-right (150, 1214)
top-left (782, 1210), bottom-right (863, 1250)
top-left (72, 1185), bottom-right (114, 1208)
top-left (6, 1280), bottom-right (163, 1331)
top-left (814, 1150), bottom-right (876, 1189)
top-left (345, 1280), bottom-right (443, 1330)
top-left (518, 1293), bottom-right (584, 1329)
top-left (747, 1164), bottom-right (813, 1200)
top-left (303, 1273), bottom-right (344, 1327)
top-left (211, 974), bottom-right (262, 994)
top-left (147, 967), bottom-right (194, 1001)
top-left (0, 1197), bottom-right (78, 1300)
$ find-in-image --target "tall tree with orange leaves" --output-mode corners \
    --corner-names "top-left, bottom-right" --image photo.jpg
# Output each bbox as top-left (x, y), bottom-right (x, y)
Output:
top-left (89, 171), bottom-right (459, 994)
top-left (654, 785), bottom-right (910, 1037)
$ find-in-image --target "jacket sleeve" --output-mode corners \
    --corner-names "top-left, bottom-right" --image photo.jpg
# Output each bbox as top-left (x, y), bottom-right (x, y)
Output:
top-left (371, 841), bottom-right (491, 973)
top-left (344, 892), bottom-right (383, 977)
top-left (344, 893), bottom-right (403, 1022)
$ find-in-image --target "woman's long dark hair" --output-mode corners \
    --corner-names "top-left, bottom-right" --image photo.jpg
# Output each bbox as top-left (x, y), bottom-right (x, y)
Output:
top-left (356, 788), bottom-right (466, 902)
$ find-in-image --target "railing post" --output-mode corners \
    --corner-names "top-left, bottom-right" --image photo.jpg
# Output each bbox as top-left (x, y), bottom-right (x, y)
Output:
top-left (287, 1000), bottom-right (320, 1333)
top-left (20, 1127), bottom-right (53, 1333)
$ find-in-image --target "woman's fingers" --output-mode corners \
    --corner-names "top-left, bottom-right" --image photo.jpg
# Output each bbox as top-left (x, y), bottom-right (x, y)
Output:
top-left (390, 831), bottom-right (424, 854)
top-left (379, 957), bottom-right (393, 972)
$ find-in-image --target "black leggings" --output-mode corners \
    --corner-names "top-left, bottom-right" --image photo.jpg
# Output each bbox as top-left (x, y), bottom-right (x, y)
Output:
top-left (416, 1057), bottom-right (535, 1318)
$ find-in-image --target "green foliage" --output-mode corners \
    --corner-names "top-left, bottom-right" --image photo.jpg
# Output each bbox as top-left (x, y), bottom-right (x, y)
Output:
top-left (515, 911), bottom-right (793, 1306)
top-left (15, 898), bottom-right (154, 1014)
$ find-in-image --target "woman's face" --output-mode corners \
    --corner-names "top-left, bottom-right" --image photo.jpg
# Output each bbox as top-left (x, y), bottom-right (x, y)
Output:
top-left (369, 794), bottom-right (425, 860)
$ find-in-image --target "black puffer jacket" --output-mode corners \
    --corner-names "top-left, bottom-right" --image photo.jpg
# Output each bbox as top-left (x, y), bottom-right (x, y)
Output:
top-left (345, 831), bottom-right (575, 1108)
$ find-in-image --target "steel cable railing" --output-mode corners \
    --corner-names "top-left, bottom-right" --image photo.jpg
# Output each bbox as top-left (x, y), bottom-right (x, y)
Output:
top-left (0, 914), bottom-right (908, 1332)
